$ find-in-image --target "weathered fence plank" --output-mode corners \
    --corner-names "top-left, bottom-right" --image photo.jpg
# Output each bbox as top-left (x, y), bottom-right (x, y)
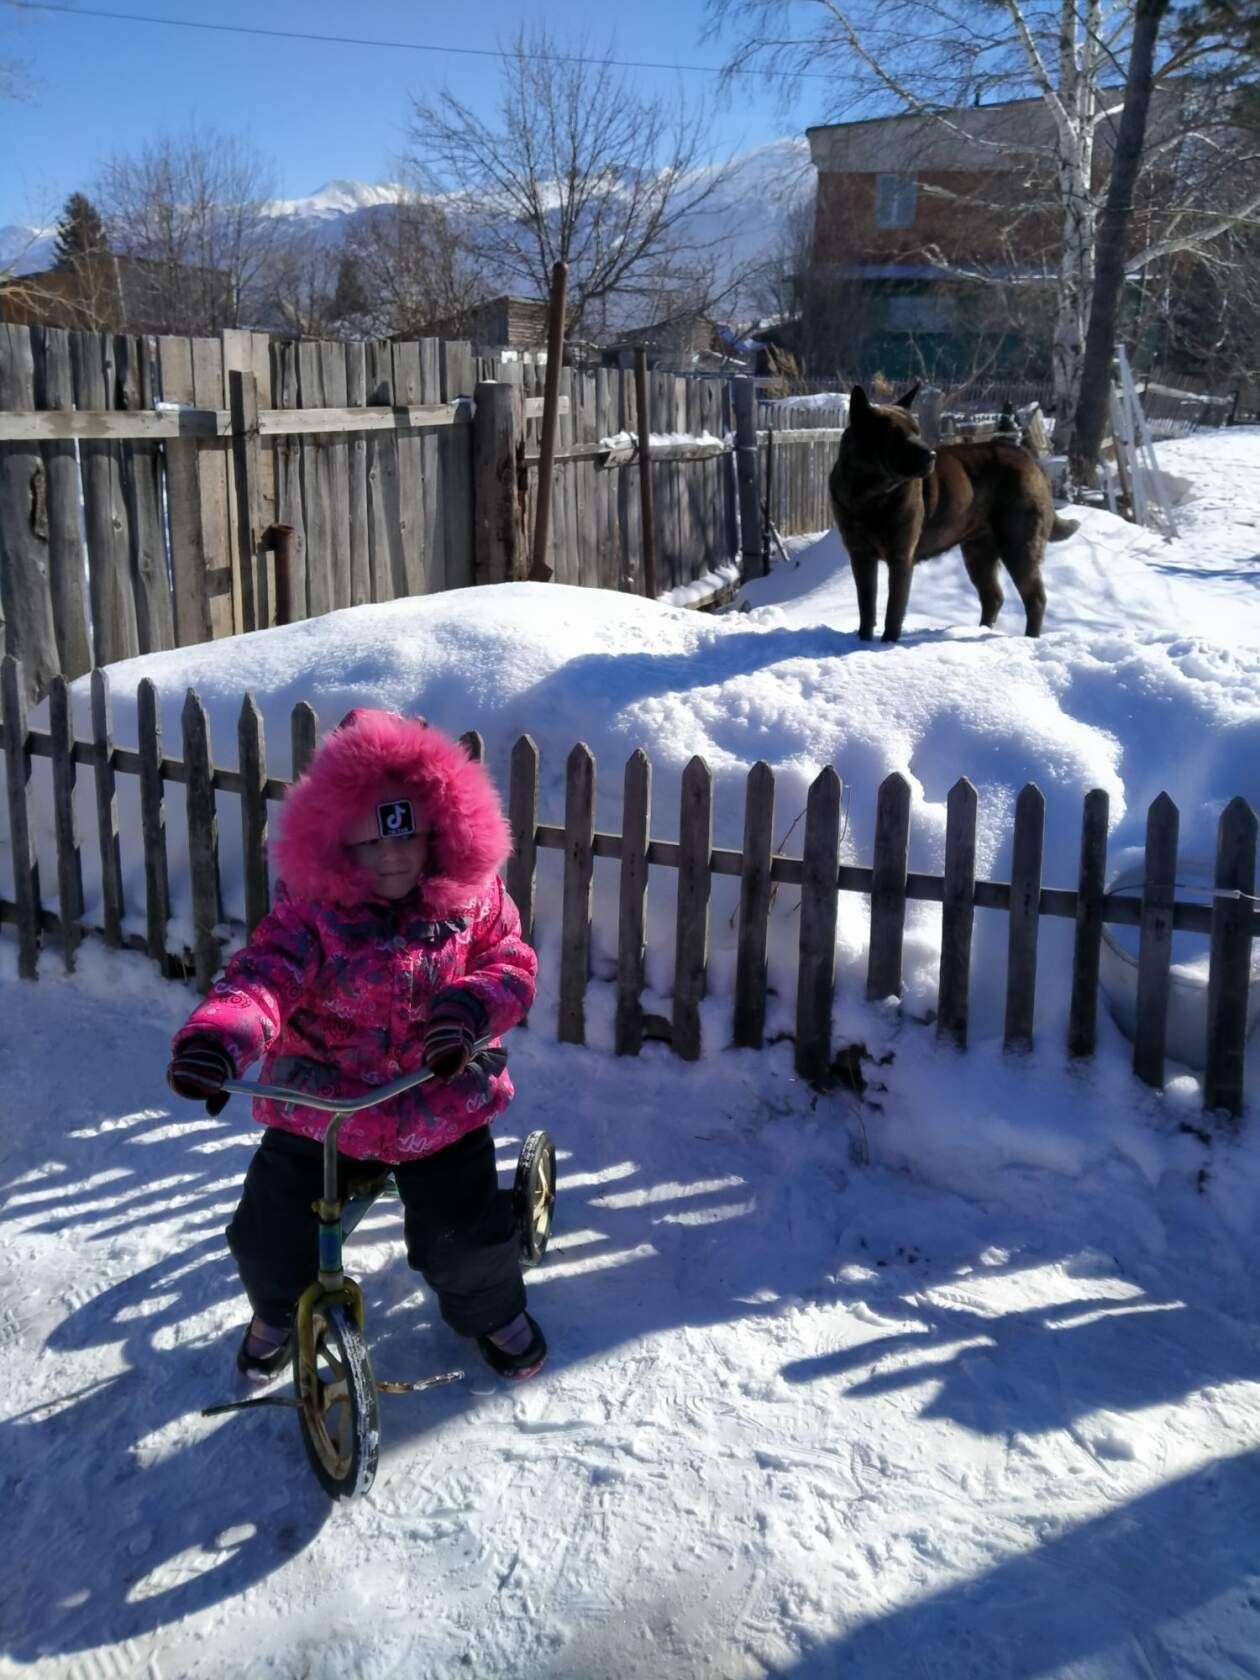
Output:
top-left (157, 334), bottom-right (214, 646)
top-left (190, 335), bottom-right (238, 637)
top-left (506, 734), bottom-right (539, 945)
top-left (559, 743), bottom-right (595, 1045)
top-left (228, 367), bottom-right (265, 634)
top-left (364, 340), bottom-right (401, 602)
top-left (290, 701), bottom-right (318, 781)
top-left (117, 335), bottom-right (174, 654)
top-left (1, 655), bottom-right (40, 975)
top-left (32, 326), bottom-right (91, 679)
top-left (733, 761), bottom-right (775, 1049)
top-left (440, 340), bottom-right (476, 592)
top-left (136, 677), bottom-right (170, 968)
top-left (1, 324), bottom-right (61, 698)
top-left (616, 748), bottom-right (651, 1056)
top-left (391, 340), bottom-right (426, 595)
top-left (937, 777), bottom-right (977, 1048)
top-left (673, 756), bottom-right (713, 1062)
top-left (473, 381), bottom-right (526, 585)
top-left (868, 773), bottom-right (911, 1001)
top-left (343, 339), bottom-right (371, 609)
top-left (1204, 797), bottom-right (1258, 1117)
top-left (796, 766), bottom-right (842, 1080)
top-left (239, 694), bottom-right (270, 934)
top-left (1133, 791), bottom-right (1179, 1089)
top-left (1068, 788), bottom-right (1110, 1058)
top-left (297, 340), bottom-right (333, 619)
top-left (1004, 783), bottom-right (1045, 1052)
top-left (460, 730), bottom-right (484, 764)
top-left (183, 688), bottom-right (222, 991)
top-left (419, 339), bottom-right (444, 593)
top-left (48, 674), bottom-right (84, 971)
top-left (91, 666), bottom-right (125, 949)
top-left (271, 337), bottom-right (309, 621)
top-left (321, 341), bottom-right (353, 611)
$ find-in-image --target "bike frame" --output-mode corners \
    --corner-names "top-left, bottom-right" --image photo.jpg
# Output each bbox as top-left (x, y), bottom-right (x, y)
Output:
top-left (220, 1040), bottom-right (492, 1359)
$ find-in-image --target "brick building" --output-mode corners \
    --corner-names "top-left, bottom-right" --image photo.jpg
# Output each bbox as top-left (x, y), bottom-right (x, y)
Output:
top-left (803, 89), bottom-right (1190, 384)
top-left (804, 96), bottom-right (1063, 381)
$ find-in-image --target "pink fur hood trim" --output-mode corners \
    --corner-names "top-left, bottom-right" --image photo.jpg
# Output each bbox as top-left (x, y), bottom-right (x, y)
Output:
top-left (274, 708), bottom-right (511, 916)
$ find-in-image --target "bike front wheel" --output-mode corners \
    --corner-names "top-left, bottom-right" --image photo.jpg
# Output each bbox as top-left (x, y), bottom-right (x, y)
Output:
top-left (295, 1301), bottom-right (380, 1501)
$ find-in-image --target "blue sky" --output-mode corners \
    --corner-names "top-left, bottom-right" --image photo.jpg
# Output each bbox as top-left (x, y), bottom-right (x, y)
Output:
top-left (0, 0), bottom-right (828, 227)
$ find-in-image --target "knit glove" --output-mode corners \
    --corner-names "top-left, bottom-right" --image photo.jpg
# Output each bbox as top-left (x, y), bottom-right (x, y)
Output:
top-left (421, 990), bottom-right (486, 1081)
top-left (167, 1037), bottom-right (234, 1115)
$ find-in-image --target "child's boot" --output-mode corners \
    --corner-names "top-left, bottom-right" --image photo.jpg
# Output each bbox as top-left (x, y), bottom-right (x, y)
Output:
top-left (236, 1316), bottom-right (293, 1380)
top-left (476, 1311), bottom-right (546, 1381)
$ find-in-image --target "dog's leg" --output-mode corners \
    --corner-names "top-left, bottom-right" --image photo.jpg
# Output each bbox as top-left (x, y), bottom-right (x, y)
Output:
top-left (961, 538), bottom-right (1005, 628)
top-left (882, 555), bottom-right (914, 642)
top-left (850, 548), bottom-right (879, 641)
top-left (1014, 566), bottom-right (1046, 636)
top-left (994, 520), bottom-right (1048, 637)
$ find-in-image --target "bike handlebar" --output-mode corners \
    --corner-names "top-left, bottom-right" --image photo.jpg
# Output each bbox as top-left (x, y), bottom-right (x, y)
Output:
top-left (218, 1037), bottom-right (496, 1115)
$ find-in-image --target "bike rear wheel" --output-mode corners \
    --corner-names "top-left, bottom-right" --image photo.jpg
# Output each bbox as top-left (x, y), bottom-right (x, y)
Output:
top-left (514, 1130), bottom-right (556, 1266)
top-left (295, 1301), bottom-right (380, 1500)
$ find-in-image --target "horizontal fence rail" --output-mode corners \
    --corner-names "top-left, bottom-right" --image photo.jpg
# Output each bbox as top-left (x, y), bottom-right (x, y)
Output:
top-left (2, 654), bottom-right (1256, 1118)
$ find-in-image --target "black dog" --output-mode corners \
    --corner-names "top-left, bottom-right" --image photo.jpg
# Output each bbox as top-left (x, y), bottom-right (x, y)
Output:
top-left (829, 385), bottom-right (1078, 641)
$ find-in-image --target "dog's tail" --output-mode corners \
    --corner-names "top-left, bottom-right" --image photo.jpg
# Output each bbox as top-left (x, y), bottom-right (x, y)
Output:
top-left (1049, 515), bottom-right (1079, 542)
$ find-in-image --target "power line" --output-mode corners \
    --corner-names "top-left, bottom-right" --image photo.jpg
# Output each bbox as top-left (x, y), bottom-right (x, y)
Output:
top-left (8, 1), bottom-right (833, 81)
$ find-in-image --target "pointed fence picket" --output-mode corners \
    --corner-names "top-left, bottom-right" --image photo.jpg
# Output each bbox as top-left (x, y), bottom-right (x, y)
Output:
top-left (1, 653), bottom-right (1257, 1119)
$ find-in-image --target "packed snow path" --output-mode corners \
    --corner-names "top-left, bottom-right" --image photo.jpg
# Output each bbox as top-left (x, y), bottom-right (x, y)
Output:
top-left (5, 945), bottom-right (1260, 1679)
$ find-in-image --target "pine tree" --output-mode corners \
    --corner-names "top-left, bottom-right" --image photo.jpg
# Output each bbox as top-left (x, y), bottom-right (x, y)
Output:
top-left (52, 193), bottom-right (109, 271)
top-left (331, 251), bottom-right (370, 321)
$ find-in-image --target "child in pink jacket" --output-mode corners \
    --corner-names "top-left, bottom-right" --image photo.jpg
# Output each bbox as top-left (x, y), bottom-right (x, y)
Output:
top-left (165, 707), bottom-right (544, 1381)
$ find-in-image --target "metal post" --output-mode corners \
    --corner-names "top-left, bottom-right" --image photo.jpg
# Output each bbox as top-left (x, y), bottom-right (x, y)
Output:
top-left (633, 348), bottom-right (658, 599)
top-left (762, 424), bottom-right (775, 573)
top-left (732, 376), bottom-right (763, 579)
top-left (530, 260), bottom-right (568, 583)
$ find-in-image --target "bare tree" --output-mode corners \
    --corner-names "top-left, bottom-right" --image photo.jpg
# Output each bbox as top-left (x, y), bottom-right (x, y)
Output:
top-left (1071, 0), bottom-right (1171, 482)
top-left (254, 226), bottom-right (347, 338)
top-left (409, 28), bottom-right (737, 335)
top-left (708, 0), bottom-right (1260, 436)
top-left (95, 127), bottom-right (282, 334)
top-left (338, 189), bottom-right (488, 338)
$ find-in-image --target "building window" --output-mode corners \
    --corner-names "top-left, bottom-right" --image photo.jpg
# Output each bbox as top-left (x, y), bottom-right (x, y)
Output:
top-left (885, 294), bottom-right (958, 333)
top-left (875, 173), bottom-right (917, 229)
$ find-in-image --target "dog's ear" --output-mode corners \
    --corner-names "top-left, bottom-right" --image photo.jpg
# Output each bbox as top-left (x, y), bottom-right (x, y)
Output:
top-left (896, 383), bottom-right (921, 411)
top-left (850, 386), bottom-right (871, 420)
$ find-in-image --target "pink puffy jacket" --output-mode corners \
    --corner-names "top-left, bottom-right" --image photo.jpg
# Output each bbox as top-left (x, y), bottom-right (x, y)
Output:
top-left (171, 710), bottom-right (537, 1163)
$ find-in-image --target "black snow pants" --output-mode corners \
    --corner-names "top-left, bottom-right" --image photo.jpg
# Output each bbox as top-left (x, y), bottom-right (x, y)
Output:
top-left (225, 1123), bottom-right (526, 1338)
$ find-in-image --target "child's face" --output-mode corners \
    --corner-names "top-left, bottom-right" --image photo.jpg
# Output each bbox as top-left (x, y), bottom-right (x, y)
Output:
top-left (343, 807), bottom-right (430, 900)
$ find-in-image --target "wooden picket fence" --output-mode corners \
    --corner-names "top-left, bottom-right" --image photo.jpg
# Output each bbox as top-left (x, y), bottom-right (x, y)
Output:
top-left (3, 654), bottom-right (1256, 1118)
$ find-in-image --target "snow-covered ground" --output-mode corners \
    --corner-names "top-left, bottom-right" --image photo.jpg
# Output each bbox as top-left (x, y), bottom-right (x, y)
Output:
top-left (3, 430), bottom-right (1260, 1678)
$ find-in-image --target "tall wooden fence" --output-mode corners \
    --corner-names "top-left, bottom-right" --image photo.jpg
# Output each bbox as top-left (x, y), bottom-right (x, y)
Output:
top-left (0, 323), bottom-right (858, 706)
top-left (3, 653), bottom-right (1256, 1118)
top-left (758, 398), bottom-right (848, 539)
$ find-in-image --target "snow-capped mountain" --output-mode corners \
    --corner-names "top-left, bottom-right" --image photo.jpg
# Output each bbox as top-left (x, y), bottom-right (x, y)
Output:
top-left (2, 138), bottom-right (812, 289)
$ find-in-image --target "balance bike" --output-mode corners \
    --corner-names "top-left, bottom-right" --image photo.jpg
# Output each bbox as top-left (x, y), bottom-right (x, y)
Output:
top-left (201, 1050), bottom-right (556, 1501)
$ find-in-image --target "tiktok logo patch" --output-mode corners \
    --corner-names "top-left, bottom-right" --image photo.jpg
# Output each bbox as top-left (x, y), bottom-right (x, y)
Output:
top-left (376, 799), bottom-right (416, 838)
